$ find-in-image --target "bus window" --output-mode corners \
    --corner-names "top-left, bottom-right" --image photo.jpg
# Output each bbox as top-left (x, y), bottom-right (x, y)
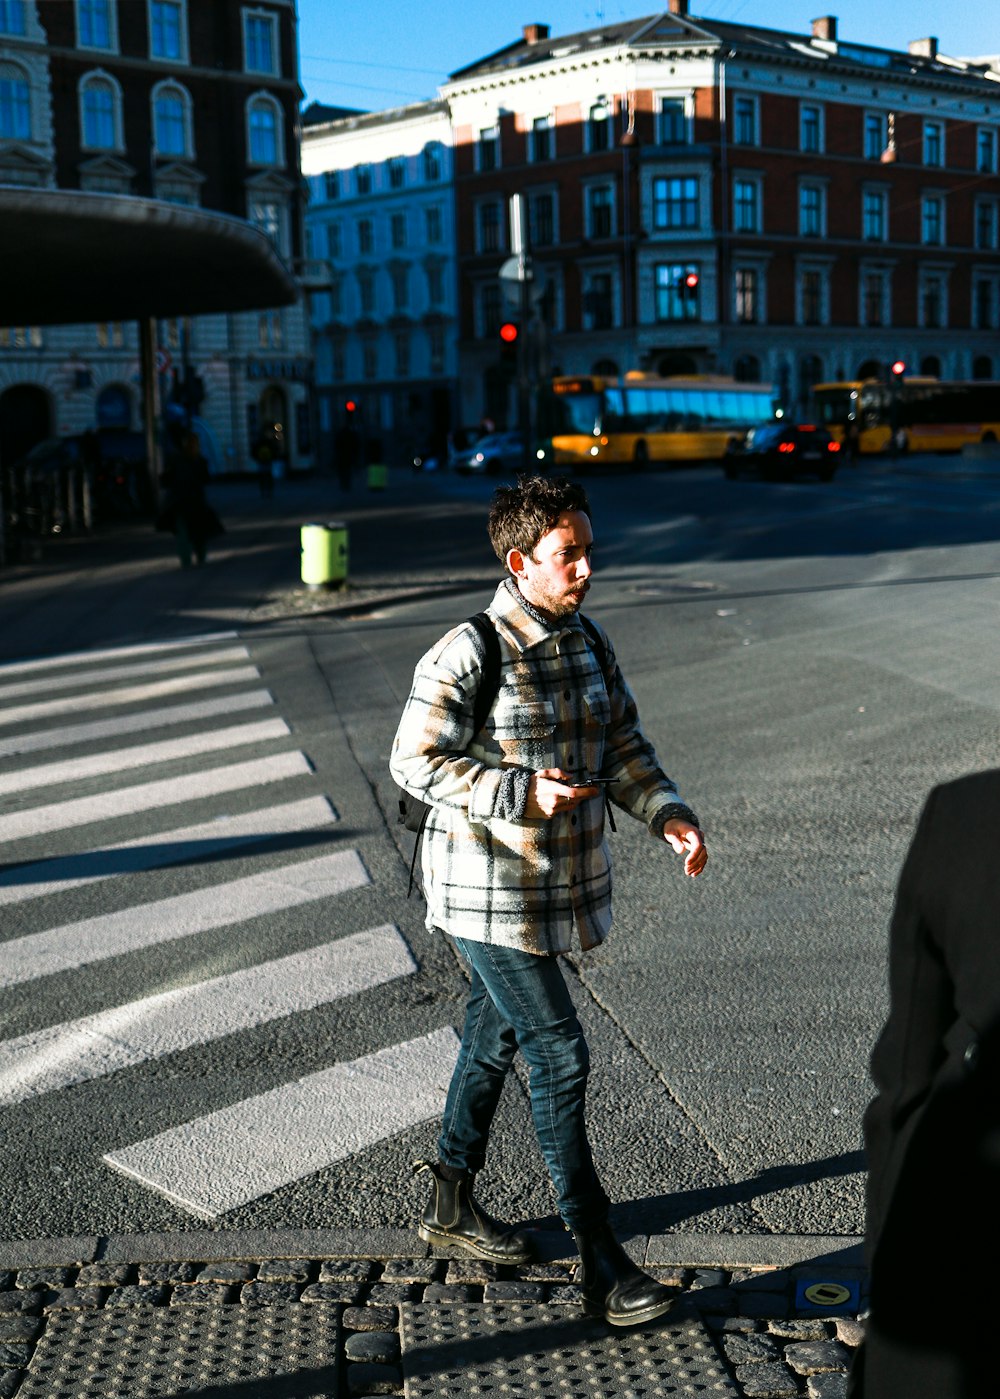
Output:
top-left (603, 388), bottom-right (624, 429)
top-left (684, 390), bottom-right (706, 425)
top-left (702, 391), bottom-right (724, 422)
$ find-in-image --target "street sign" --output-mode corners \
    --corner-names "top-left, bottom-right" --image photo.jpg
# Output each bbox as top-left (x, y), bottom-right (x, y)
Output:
top-left (499, 257), bottom-right (548, 308)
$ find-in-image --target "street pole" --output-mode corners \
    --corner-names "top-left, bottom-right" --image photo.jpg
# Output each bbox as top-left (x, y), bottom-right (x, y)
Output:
top-left (510, 193), bottom-right (533, 475)
top-left (138, 316), bottom-right (163, 511)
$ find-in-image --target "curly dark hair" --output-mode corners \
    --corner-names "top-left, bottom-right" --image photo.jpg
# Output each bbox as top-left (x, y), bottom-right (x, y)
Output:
top-left (487, 476), bottom-right (591, 570)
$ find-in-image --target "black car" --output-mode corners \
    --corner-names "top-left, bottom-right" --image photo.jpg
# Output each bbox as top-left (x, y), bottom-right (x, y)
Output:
top-left (724, 422), bottom-right (842, 481)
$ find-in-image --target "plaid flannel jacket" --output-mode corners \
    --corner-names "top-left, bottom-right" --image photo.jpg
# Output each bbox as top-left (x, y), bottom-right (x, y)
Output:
top-left (390, 580), bottom-right (696, 954)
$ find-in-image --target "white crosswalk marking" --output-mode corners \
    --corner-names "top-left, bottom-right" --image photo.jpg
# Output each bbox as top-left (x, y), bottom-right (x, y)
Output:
top-left (0, 631), bottom-right (237, 678)
top-left (0, 849), bottom-right (370, 989)
top-left (0, 664), bottom-right (262, 729)
top-left (103, 1027), bottom-right (461, 1219)
top-left (0, 925), bottom-right (416, 1106)
top-left (0, 718), bottom-right (290, 797)
top-left (0, 750), bottom-right (310, 843)
top-left (0, 795), bottom-right (337, 907)
top-left (0, 689), bottom-right (274, 760)
top-left (0, 644), bottom-right (251, 702)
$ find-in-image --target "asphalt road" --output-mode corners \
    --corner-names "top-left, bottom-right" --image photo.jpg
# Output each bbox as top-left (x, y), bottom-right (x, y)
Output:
top-left (1, 457), bottom-right (998, 1244)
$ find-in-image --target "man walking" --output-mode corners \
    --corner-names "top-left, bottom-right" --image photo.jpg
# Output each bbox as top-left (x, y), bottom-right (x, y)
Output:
top-left (390, 475), bottom-right (706, 1327)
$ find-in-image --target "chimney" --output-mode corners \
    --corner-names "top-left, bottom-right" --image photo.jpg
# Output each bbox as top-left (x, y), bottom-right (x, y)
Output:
top-left (811, 16), bottom-right (837, 42)
top-left (522, 23), bottom-right (550, 44)
top-left (668, 0), bottom-right (689, 14)
top-left (908, 36), bottom-right (938, 59)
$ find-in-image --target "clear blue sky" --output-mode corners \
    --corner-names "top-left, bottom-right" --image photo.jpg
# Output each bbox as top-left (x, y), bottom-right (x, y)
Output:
top-left (297, 1), bottom-right (1000, 112)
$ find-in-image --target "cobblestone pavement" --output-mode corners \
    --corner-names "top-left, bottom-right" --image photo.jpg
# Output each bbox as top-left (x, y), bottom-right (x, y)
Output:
top-left (0, 1231), bottom-right (865, 1398)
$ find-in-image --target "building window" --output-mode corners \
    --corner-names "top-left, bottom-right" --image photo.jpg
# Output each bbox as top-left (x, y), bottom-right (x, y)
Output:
top-left (391, 266), bottom-right (409, 312)
top-left (528, 190), bottom-right (555, 246)
top-left (583, 272), bottom-right (615, 330)
top-left (429, 323), bottom-right (445, 373)
top-left (326, 222), bottom-right (341, 259)
top-left (480, 282), bottom-right (501, 337)
top-left (362, 339), bottom-right (377, 379)
top-left (923, 121), bottom-right (944, 167)
top-left (426, 263), bottom-right (444, 307)
top-left (733, 178), bottom-right (760, 233)
top-left (799, 184), bottom-right (824, 237)
top-left (249, 198), bottom-right (283, 250)
top-left (477, 200), bottom-right (502, 253)
top-left (864, 111), bottom-right (886, 160)
top-left (355, 164), bottom-right (372, 195)
top-left (734, 267), bottom-right (759, 324)
top-left (588, 101), bottom-right (610, 152)
top-left (247, 95), bottom-right (282, 165)
top-left (653, 176), bottom-right (699, 231)
top-left (478, 126), bottom-right (499, 172)
top-left (800, 103), bottom-right (822, 153)
top-left (862, 189), bottom-right (886, 241)
top-left (655, 262), bottom-right (700, 322)
top-left (0, 66), bottom-right (31, 139)
top-left (974, 280), bottom-right (995, 330)
top-left (357, 218), bottom-right (373, 255)
top-left (324, 170), bottom-right (339, 200)
top-left (394, 331), bottom-right (410, 379)
top-left (390, 211), bottom-right (406, 250)
top-left (0, 2), bottom-right (26, 36)
top-left (80, 73), bottom-right (120, 149)
top-left (586, 184), bottom-right (614, 239)
top-left (920, 274), bottom-right (945, 328)
top-left (425, 205), bottom-right (442, 244)
top-left (152, 82), bottom-right (190, 157)
top-left (149, 0), bottom-right (185, 61)
top-left (531, 115), bottom-right (553, 162)
top-left (78, 0), bottom-right (114, 48)
top-left (244, 10), bottom-right (278, 75)
top-left (659, 97), bottom-right (688, 144)
top-left (862, 270), bottom-right (888, 327)
top-left (922, 195), bottom-right (943, 246)
top-left (388, 157), bottom-right (405, 190)
top-left (423, 144), bottom-right (441, 181)
top-left (357, 269), bottom-right (375, 316)
top-left (96, 321), bottom-right (125, 348)
top-left (0, 325), bottom-right (42, 348)
top-left (977, 127), bottom-right (996, 174)
top-left (799, 269), bottom-right (825, 326)
top-left (975, 200), bottom-right (997, 250)
top-left (329, 277), bottom-right (342, 319)
top-left (733, 95), bottom-right (757, 145)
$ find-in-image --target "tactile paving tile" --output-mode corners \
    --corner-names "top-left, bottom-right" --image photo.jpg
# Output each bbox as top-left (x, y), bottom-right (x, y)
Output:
top-left (401, 1302), bottom-right (738, 1397)
top-left (17, 1302), bottom-right (340, 1398)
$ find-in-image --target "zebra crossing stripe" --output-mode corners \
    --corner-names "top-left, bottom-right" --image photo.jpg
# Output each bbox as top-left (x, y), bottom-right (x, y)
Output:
top-left (0, 632), bottom-right (238, 678)
top-left (0, 925), bottom-right (416, 1106)
top-left (102, 1026), bottom-right (461, 1219)
top-left (0, 795), bottom-right (337, 907)
top-left (0, 690), bottom-right (274, 761)
top-left (0, 718), bottom-right (291, 798)
top-left (0, 848), bottom-right (370, 989)
top-left (0, 750), bottom-right (311, 844)
top-left (0, 645), bottom-right (250, 703)
top-left (0, 665), bottom-right (261, 730)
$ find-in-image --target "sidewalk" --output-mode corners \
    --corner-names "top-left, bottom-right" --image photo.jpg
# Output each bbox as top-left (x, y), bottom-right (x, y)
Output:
top-left (0, 1227), bottom-right (864, 1398)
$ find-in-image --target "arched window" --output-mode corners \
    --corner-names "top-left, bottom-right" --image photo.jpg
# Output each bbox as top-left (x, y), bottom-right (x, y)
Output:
top-left (80, 72), bottom-right (120, 149)
top-left (920, 355), bottom-right (941, 377)
top-left (247, 93), bottom-right (283, 166)
top-left (152, 81), bottom-right (191, 158)
top-left (591, 358), bottom-right (619, 377)
top-left (0, 62), bottom-right (30, 140)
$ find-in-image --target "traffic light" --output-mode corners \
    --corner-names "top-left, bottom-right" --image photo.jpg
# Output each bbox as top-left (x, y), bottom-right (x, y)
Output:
top-left (679, 268), bottom-right (700, 317)
top-left (499, 321), bottom-right (519, 375)
top-left (345, 398), bottom-right (358, 418)
top-left (890, 360), bottom-right (906, 379)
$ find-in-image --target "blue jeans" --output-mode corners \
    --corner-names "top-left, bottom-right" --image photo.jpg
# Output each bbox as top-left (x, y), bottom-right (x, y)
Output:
top-left (438, 936), bottom-right (610, 1234)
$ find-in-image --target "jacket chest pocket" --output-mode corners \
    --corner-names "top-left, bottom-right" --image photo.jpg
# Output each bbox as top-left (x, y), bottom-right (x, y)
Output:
top-left (583, 688), bottom-right (611, 772)
top-left (490, 697), bottom-right (556, 762)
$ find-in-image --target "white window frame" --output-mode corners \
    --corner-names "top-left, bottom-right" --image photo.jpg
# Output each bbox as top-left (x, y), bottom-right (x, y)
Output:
top-left (733, 262), bottom-right (768, 325)
top-left (580, 264), bottom-right (619, 331)
top-left (796, 261), bottom-right (832, 327)
top-left (147, 0), bottom-right (188, 63)
top-left (976, 126), bottom-right (997, 174)
top-left (425, 204), bottom-right (443, 245)
top-left (390, 264), bottom-right (409, 313)
top-left (390, 209), bottom-right (407, 250)
top-left (76, 0), bottom-right (118, 52)
top-left (587, 98), bottom-right (613, 153)
top-left (583, 180), bottom-right (615, 239)
top-left (732, 93), bottom-right (759, 146)
top-left (858, 263), bottom-right (892, 328)
top-left (658, 94), bottom-right (691, 145)
top-left (529, 112), bottom-right (554, 163)
top-left (923, 119), bottom-right (944, 168)
top-left (918, 268), bottom-right (949, 329)
top-left (326, 221), bottom-right (342, 259)
top-left (527, 186), bottom-right (558, 247)
top-left (150, 79), bottom-right (193, 159)
top-left (536, 263), bottom-right (563, 332)
top-left (246, 91), bottom-right (284, 167)
top-left (921, 192), bottom-right (945, 247)
top-left (972, 274), bottom-right (999, 330)
top-left (243, 8), bottom-right (279, 77)
top-left (388, 156), bottom-right (405, 190)
top-left (79, 69), bottom-right (124, 151)
top-left (864, 110), bottom-right (887, 161)
top-left (975, 198), bottom-right (998, 251)
top-left (475, 197), bottom-right (504, 254)
top-left (0, 1), bottom-right (27, 37)
top-left (476, 280), bottom-right (502, 338)
top-left (0, 60), bottom-right (31, 140)
top-left (247, 194), bottom-right (288, 256)
top-left (476, 124), bottom-right (500, 173)
top-left (356, 216), bottom-right (374, 256)
top-left (861, 185), bottom-right (888, 242)
top-left (799, 101), bottom-right (824, 154)
top-left (798, 181), bottom-right (826, 238)
top-left (732, 173), bottom-right (762, 234)
top-left (652, 174), bottom-right (701, 232)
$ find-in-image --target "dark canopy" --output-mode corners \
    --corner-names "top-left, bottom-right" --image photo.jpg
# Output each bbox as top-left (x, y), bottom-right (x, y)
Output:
top-left (1, 185), bottom-right (297, 326)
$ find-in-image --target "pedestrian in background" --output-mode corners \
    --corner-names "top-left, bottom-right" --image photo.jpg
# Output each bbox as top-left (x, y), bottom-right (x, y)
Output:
top-left (159, 426), bottom-right (223, 568)
top-left (850, 770), bottom-right (1000, 1398)
top-left (251, 432), bottom-right (275, 498)
top-left (391, 475), bottom-right (707, 1328)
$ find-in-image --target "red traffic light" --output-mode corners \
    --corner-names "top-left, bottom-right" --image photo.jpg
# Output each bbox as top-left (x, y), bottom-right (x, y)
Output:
top-left (684, 272), bottom-right (700, 289)
top-left (345, 398), bottom-right (357, 413)
top-left (499, 322), bottom-right (519, 343)
top-left (890, 361), bottom-right (906, 377)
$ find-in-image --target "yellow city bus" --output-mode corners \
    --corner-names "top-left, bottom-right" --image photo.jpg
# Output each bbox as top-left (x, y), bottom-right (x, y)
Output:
top-left (544, 373), bottom-right (778, 469)
top-left (813, 379), bottom-right (1000, 454)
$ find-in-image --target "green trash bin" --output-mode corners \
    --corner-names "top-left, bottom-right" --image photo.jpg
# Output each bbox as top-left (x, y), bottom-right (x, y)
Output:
top-left (367, 462), bottom-right (388, 491)
top-left (300, 521), bottom-right (348, 589)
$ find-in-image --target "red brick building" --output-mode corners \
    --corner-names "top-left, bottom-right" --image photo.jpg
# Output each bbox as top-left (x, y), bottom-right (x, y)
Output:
top-left (444, 3), bottom-right (1000, 423)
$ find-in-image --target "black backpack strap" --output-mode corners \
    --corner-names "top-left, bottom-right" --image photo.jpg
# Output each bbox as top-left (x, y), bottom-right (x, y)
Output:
top-left (578, 614), bottom-right (617, 832)
top-left (468, 611), bottom-right (502, 735)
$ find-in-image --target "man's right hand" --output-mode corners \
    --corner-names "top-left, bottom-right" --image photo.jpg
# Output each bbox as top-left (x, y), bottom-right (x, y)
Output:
top-left (524, 768), bottom-right (599, 819)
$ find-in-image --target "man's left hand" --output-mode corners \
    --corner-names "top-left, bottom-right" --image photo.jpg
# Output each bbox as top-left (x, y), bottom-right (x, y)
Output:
top-left (663, 820), bottom-right (707, 877)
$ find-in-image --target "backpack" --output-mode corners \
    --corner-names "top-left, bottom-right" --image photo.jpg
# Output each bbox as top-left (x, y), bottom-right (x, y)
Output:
top-left (397, 609), bottom-right (613, 896)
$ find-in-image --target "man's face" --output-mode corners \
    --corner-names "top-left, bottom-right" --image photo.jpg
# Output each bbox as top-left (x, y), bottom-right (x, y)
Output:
top-left (508, 509), bottom-right (594, 620)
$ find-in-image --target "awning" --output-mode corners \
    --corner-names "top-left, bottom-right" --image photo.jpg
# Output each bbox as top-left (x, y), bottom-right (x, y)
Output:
top-left (0, 185), bottom-right (298, 325)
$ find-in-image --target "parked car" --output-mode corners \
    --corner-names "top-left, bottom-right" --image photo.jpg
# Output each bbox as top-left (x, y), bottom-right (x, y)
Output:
top-left (454, 432), bottom-right (551, 475)
top-left (723, 421), bottom-right (842, 482)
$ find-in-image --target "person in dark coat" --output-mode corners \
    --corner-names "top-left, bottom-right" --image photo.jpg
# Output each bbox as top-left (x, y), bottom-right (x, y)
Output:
top-left (159, 428), bottom-right (223, 567)
top-left (850, 769), bottom-right (1000, 1398)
